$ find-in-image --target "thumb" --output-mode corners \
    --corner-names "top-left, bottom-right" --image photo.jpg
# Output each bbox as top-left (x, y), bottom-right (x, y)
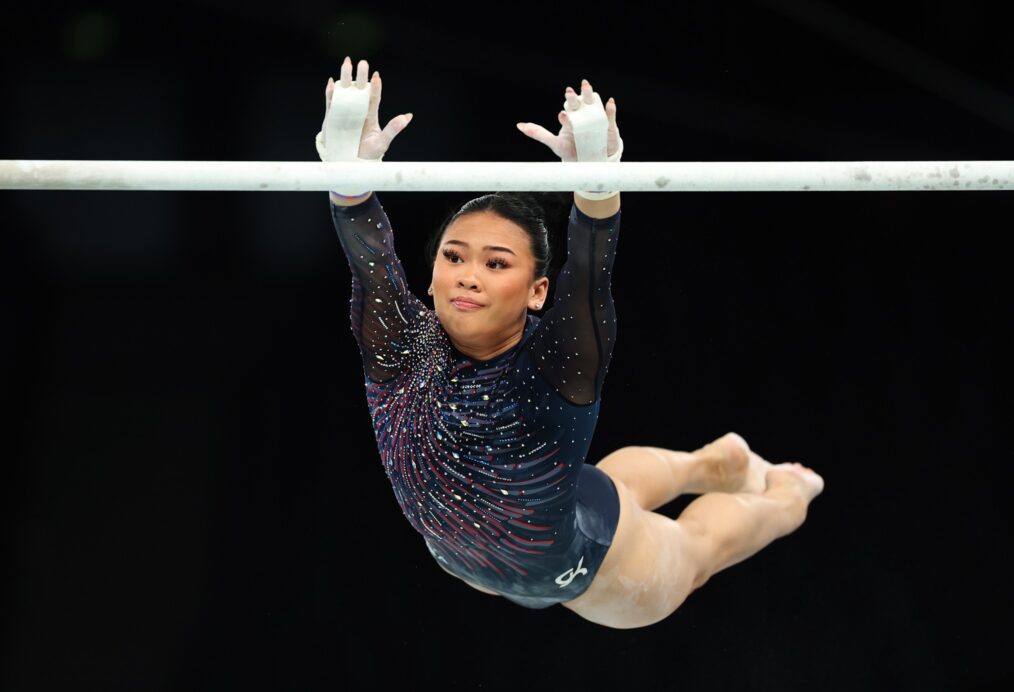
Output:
top-left (516, 122), bottom-right (557, 149)
top-left (381, 112), bottom-right (414, 142)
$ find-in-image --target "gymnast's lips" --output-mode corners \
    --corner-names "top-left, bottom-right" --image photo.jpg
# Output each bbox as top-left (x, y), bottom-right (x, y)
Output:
top-left (451, 297), bottom-right (484, 310)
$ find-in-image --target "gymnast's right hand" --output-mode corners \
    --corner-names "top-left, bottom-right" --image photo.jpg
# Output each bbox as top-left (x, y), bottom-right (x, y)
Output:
top-left (316, 56), bottom-right (413, 164)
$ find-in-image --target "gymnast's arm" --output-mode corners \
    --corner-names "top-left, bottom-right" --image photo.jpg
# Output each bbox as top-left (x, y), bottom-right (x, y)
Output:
top-left (330, 192), bottom-right (426, 382)
top-left (517, 78), bottom-right (624, 404)
top-left (528, 194), bottom-right (621, 404)
top-left (317, 56), bottom-right (415, 382)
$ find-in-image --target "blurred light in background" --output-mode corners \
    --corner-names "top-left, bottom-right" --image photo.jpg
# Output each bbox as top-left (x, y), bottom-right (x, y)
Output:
top-left (317, 12), bottom-right (384, 58)
top-left (62, 10), bottom-right (119, 62)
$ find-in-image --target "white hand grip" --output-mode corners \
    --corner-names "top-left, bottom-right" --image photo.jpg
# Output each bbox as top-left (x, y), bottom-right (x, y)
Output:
top-left (320, 84), bottom-right (372, 162)
top-left (565, 91), bottom-right (608, 163)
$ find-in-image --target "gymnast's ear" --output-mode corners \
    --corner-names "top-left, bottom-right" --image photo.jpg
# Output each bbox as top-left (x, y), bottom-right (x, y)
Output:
top-left (530, 276), bottom-right (549, 307)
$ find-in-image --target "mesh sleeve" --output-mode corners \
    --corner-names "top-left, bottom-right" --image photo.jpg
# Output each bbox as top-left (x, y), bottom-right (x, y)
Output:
top-left (529, 204), bottom-right (621, 405)
top-left (330, 194), bottom-right (428, 383)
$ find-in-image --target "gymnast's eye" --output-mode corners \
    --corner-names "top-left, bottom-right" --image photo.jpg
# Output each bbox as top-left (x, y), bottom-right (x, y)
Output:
top-left (442, 247), bottom-right (507, 269)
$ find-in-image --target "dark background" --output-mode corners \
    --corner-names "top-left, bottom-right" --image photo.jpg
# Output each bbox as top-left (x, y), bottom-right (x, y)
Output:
top-left (2, 1), bottom-right (1011, 689)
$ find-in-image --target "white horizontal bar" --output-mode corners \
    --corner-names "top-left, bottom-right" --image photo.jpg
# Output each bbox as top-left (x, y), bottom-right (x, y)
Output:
top-left (1, 160), bottom-right (1012, 191)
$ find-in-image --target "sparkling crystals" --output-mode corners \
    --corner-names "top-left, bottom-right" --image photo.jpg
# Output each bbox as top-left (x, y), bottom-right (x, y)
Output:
top-left (335, 199), bottom-right (621, 582)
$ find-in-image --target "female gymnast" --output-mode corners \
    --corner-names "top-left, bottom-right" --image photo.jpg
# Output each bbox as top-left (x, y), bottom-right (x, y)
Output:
top-left (317, 56), bottom-right (824, 629)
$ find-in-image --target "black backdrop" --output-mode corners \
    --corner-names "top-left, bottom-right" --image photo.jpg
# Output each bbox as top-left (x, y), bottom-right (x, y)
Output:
top-left (2, 1), bottom-right (1011, 689)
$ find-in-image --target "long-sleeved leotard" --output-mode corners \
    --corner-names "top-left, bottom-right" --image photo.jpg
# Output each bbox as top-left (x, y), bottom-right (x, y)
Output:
top-left (331, 193), bottom-right (621, 605)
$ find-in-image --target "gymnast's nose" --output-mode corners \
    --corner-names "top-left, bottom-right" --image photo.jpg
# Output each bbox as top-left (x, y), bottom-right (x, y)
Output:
top-left (456, 272), bottom-right (480, 290)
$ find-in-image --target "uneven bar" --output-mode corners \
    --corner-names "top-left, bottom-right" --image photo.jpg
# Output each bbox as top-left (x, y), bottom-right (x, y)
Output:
top-left (1, 160), bottom-right (1012, 191)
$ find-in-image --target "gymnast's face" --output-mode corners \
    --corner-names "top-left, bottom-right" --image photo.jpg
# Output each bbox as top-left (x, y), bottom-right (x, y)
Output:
top-left (431, 211), bottom-right (549, 360)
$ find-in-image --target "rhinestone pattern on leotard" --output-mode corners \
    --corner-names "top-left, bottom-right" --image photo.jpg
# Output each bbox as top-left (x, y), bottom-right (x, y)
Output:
top-left (331, 194), bottom-right (621, 595)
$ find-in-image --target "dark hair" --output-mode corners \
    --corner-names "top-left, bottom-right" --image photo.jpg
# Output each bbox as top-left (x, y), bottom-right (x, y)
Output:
top-left (426, 192), bottom-right (570, 281)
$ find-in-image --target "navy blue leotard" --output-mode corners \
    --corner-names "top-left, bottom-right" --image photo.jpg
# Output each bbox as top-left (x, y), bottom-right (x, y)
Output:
top-left (331, 193), bottom-right (622, 608)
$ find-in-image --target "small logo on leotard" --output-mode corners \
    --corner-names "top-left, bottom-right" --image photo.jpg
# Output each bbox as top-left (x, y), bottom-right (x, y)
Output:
top-left (555, 556), bottom-right (588, 588)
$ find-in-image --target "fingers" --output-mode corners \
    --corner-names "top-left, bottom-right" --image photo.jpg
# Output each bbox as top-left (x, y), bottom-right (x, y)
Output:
top-left (515, 121), bottom-right (559, 149)
top-left (565, 87), bottom-right (580, 111)
top-left (356, 59), bottom-right (369, 88)
top-left (567, 79), bottom-right (618, 132)
top-left (605, 96), bottom-right (618, 129)
top-left (340, 56), bottom-right (353, 87)
top-left (365, 71), bottom-right (382, 128)
top-left (565, 80), bottom-right (598, 110)
top-left (338, 56), bottom-right (371, 89)
top-left (380, 112), bottom-right (414, 144)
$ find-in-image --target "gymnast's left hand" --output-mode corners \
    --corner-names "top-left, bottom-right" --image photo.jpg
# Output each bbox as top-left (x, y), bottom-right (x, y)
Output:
top-left (515, 79), bottom-right (621, 162)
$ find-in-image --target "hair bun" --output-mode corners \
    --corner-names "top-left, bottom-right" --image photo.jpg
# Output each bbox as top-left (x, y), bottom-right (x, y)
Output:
top-left (511, 192), bottom-right (546, 217)
top-left (506, 192), bottom-right (570, 228)
top-left (511, 192), bottom-right (570, 279)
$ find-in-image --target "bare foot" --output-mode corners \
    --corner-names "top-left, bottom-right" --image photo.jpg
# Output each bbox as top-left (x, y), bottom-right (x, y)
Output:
top-left (765, 462), bottom-right (824, 504)
top-left (742, 448), bottom-right (775, 495)
top-left (686, 432), bottom-right (751, 494)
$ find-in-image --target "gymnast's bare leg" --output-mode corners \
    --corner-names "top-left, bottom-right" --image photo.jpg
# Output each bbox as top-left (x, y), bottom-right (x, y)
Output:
top-left (562, 434), bottom-right (823, 629)
top-left (443, 433), bottom-right (792, 602)
top-left (594, 432), bottom-right (770, 511)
